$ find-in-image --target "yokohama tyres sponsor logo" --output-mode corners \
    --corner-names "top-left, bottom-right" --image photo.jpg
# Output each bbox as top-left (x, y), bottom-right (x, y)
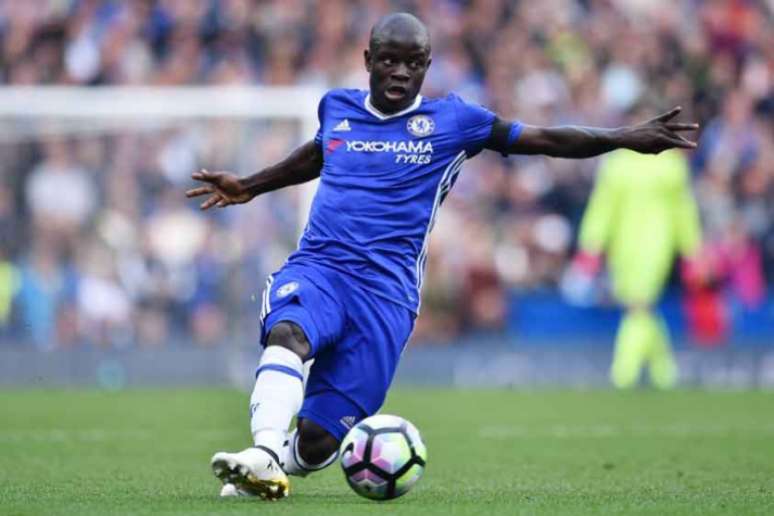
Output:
top-left (345, 140), bottom-right (434, 153)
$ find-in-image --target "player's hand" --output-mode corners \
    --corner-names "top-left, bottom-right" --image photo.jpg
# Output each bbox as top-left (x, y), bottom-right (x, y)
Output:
top-left (622, 107), bottom-right (699, 155)
top-left (572, 251), bottom-right (602, 277)
top-left (186, 169), bottom-right (254, 210)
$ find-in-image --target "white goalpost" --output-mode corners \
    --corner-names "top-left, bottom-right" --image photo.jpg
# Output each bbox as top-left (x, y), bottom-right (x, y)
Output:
top-left (0, 86), bottom-right (324, 231)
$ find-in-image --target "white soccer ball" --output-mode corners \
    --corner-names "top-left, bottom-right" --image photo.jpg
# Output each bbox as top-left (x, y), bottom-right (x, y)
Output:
top-left (339, 414), bottom-right (427, 500)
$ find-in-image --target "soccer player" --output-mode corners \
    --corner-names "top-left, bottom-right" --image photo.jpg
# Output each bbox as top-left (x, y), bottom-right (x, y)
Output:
top-left (576, 145), bottom-right (702, 389)
top-left (186, 13), bottom-right (698, 500)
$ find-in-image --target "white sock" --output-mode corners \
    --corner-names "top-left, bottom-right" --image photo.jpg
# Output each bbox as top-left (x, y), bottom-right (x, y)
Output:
top-left (250, 346), bottom-right (304, 455)
top-left (280, 428), bottom-right (339, 477)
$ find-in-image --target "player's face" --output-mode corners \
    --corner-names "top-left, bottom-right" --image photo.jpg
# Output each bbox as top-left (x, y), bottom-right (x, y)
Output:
top-left (365, 39), bottom-right (431, 114)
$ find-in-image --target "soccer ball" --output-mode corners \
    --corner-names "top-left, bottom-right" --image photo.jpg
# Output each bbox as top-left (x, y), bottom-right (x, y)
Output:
top-left (339, 414), bottom-right (427, 500)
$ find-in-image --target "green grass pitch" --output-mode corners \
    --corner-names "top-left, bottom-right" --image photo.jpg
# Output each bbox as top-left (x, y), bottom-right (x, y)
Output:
top-left (1, 388), bottom-right (773, 515)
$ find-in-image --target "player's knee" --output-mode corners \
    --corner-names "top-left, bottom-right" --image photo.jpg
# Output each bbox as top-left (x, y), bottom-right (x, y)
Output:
top-left (297, 419), bottom-right (339, 466)
top-left (266, 322), bottom-right (311, 360)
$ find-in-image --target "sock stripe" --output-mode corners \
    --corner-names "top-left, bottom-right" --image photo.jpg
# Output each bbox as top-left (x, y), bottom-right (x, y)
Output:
top-left (255, 364), bottom-right (303, 382)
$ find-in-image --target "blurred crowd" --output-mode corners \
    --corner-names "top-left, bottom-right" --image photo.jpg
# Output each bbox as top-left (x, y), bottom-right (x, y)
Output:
top-left (0, 0), bottom-right (771, 348)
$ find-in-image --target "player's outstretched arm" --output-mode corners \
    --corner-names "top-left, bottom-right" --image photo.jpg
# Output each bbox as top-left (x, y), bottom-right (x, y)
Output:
top-left (499, 107), bottom-right (698, 159)
top-left (186, 140), bottom-right (323, 210)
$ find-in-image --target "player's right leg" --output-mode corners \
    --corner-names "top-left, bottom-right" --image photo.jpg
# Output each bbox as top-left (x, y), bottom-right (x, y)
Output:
top-left (610, 307), bottom-right (651, 388)
top-left (212, 268), bottom-right (346, 499)
top-left (211, 322), bottom-right (309, 500)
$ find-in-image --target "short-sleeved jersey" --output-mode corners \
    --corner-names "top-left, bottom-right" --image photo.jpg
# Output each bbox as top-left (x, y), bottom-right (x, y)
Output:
top-left (286, 88), bottom-right (518, 313)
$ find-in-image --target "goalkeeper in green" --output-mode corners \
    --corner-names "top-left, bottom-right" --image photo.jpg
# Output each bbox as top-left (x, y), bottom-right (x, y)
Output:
top-left (576, 147), bottom-right (702, 389)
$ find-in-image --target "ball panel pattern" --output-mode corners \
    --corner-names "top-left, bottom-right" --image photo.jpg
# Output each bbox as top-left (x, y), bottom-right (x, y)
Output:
top-left (394, 463), bottom-right (424, 495)
top-left (340, 415), bottom-right (427, 501)
top-left (370, 432), bottom-right (411, 475)
top-left (340, 426), bottom-right (369, 469)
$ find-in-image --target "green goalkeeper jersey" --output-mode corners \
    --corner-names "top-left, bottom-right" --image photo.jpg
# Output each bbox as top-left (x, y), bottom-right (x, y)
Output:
top-left (579, 149), bottom-right (701, 304)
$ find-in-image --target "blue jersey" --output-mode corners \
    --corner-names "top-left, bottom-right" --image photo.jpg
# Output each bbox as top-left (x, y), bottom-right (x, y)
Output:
top-left (286, 88), bottom-right (521, 313)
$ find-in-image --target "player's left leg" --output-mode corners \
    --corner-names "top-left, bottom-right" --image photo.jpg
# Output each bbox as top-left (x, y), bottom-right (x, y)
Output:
top-left (283, 284), bottom-right (415, 475)
top-left (281, 418), bottom-right (340, 477)
top-left (646, 312), bottom-right (678, 389)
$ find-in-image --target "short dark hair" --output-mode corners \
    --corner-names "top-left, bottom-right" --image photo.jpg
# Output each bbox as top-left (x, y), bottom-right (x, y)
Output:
top-left (369, 13), bottom-right (430, 53)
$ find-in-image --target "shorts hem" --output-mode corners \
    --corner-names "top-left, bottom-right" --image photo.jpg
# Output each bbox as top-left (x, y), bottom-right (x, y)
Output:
top-left (298, 395), bottom-right (366, 441)
top-left (298, 408), bottom-right (349, 442)
top-left (261, 313), bottom-right (320, 353)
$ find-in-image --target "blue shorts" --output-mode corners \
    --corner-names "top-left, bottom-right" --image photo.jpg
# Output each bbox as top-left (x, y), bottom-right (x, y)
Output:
top-left (259, 264), bottom-right (414, 441)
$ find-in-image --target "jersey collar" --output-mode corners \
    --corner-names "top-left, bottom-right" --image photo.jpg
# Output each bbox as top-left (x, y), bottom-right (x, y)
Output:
top-left (364, 93), bottom-right (423, 120)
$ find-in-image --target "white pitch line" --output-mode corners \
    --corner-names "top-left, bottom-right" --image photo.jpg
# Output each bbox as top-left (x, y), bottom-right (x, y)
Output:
top-left (479, 423), bottom-right (774, 439)
top-left (0, 428), bottom-right (242, 444)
